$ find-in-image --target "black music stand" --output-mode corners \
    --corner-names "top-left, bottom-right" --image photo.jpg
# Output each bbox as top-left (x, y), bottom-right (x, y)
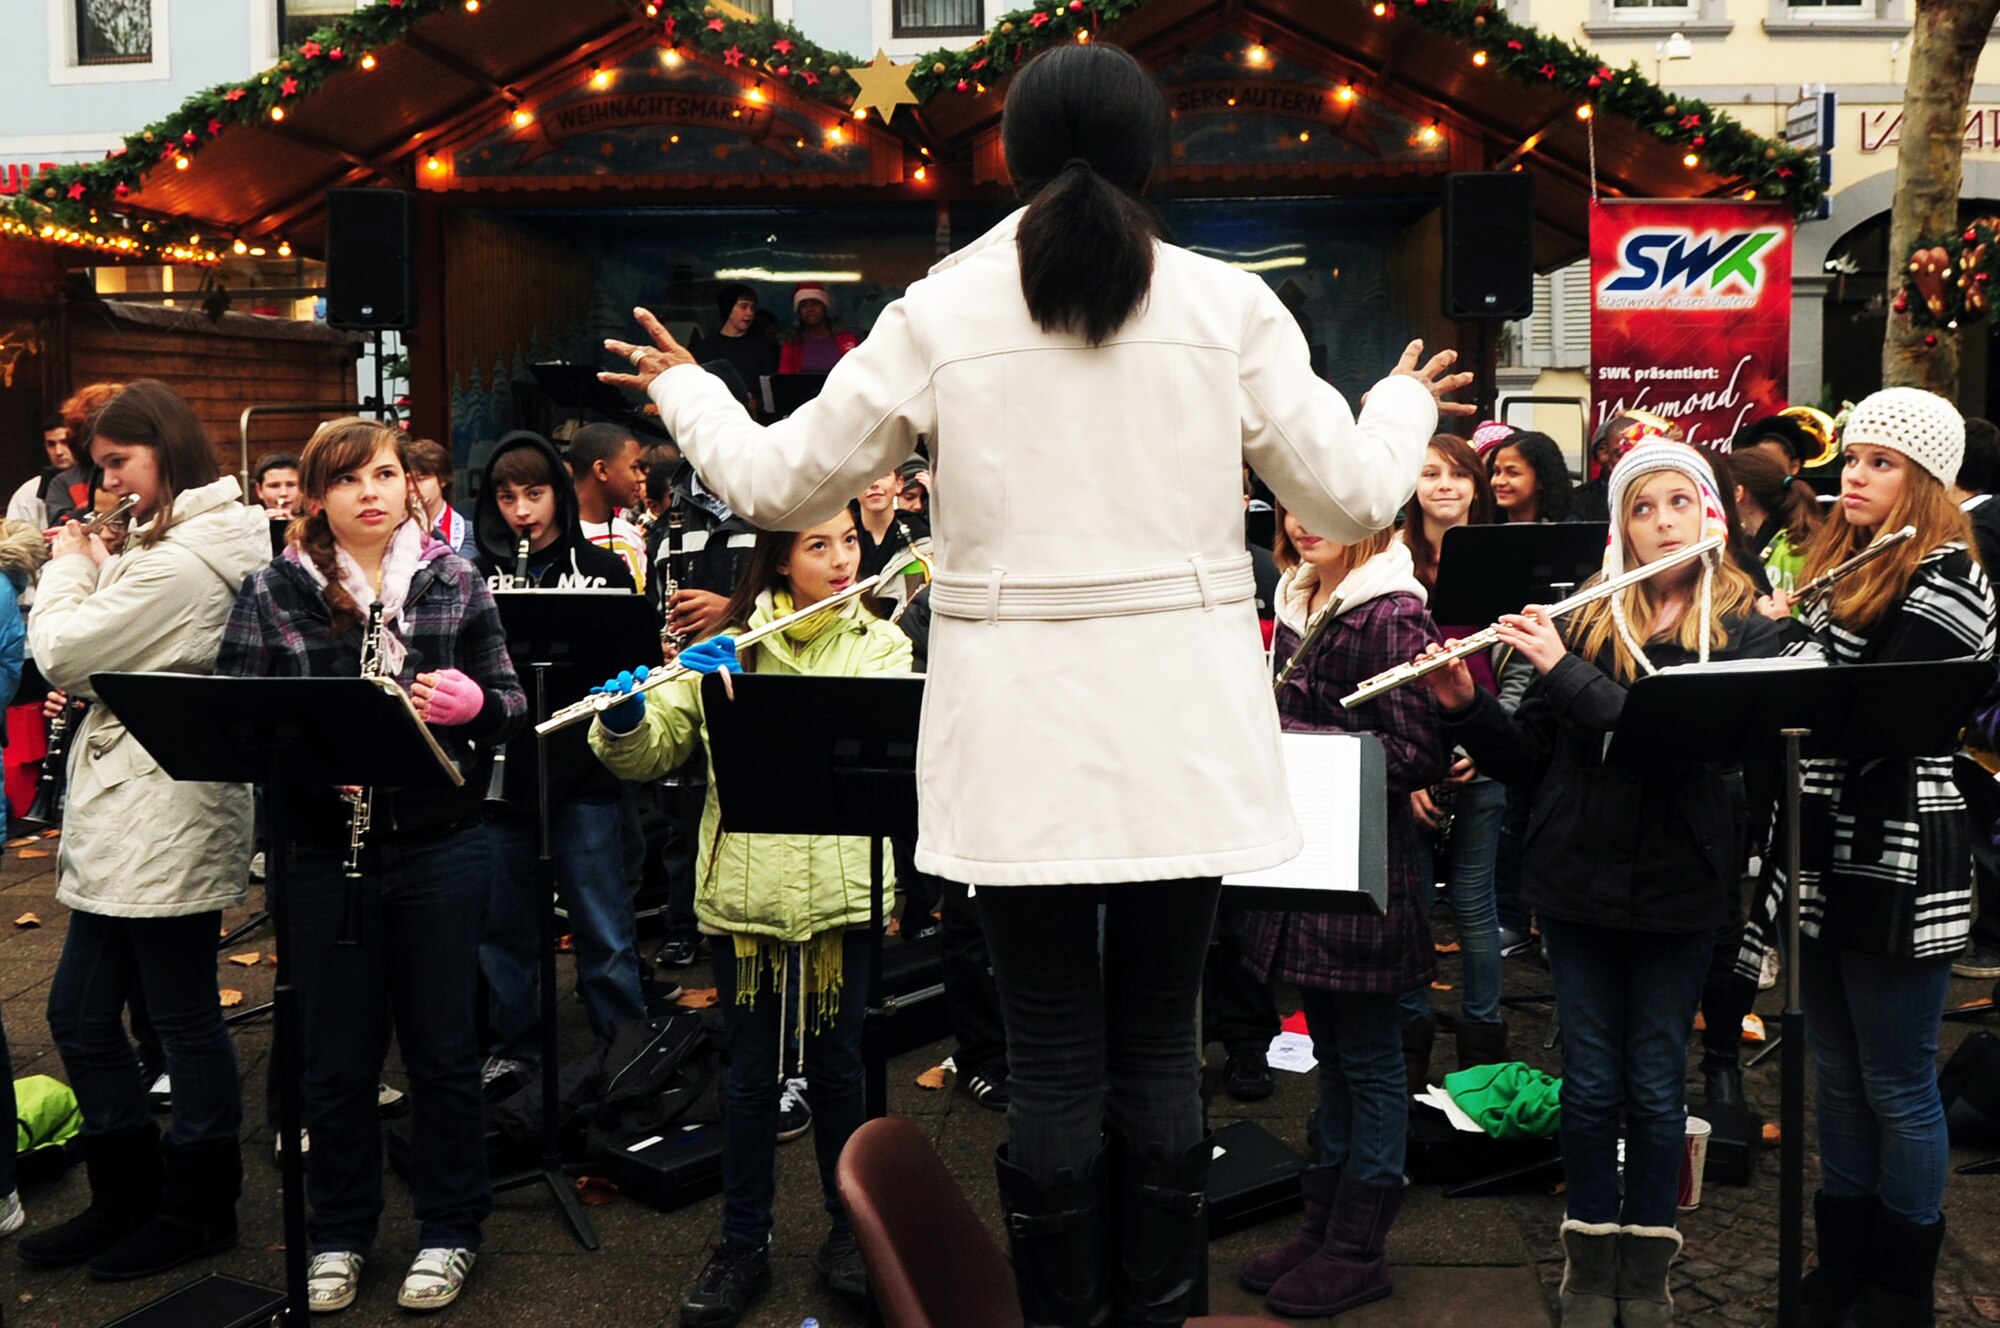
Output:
top-left (1608, 658), bottom-right (1989, 1328)
top-left (89, 671), bottom-right (462, 1328)
top-left (761, 372), bottom-right (829, 419)
top-left (1428, 522), bottom-right (1608, 625)
top-left (699, 672), bottom-right (924, 1119)
top-left (488, 590), bottom-right (662, 1251)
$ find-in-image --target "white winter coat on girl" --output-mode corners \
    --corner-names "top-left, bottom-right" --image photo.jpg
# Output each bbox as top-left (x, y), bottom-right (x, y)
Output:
top-left (648, 209), bottom-right (1438, 885)
top-left (30, 477), bottom-right (271, 917)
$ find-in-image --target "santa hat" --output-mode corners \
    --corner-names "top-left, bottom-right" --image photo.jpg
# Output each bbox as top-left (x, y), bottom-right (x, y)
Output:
top-left (1470, 420), bottom-right (1516, 456)
top-left (792, 282), bottom-right (833, 314)
top-left (1602, 440), bottom-right (1730, 675)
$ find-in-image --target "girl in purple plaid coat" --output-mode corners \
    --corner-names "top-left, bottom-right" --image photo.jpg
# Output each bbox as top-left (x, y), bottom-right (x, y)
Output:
top-left (1237, 503), bottom-right (1446, 1320)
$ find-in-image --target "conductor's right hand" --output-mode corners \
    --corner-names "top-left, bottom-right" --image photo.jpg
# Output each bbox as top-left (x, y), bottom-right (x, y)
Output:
top-left (1392, 340), bottom-right (1477, 417)
top-left (591, 668), bottom-right (650, 735)
top-left (1413, 642), bottom-right (1476, 713)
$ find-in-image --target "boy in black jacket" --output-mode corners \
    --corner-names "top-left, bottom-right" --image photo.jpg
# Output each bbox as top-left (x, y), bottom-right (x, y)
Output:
top-left (472, 432), bottom-right (645, 1094)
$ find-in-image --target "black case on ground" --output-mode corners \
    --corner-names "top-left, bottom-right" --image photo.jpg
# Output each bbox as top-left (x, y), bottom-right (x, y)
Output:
top-left (1403, 1101), bottom-right (1561, 1187)
top-left (605, 1120), bottom-right (727, 1212)
top-left (1702, 1104), bottom-right (1763, 1187)
top-left (1206, 1119), bottom-right (1307, 1235)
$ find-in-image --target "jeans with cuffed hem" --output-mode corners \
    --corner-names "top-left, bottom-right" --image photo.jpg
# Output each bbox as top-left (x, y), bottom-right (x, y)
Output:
top-left (1541, 916), bottom-right (1711, 1227)
top-left (713, 928), bottom-right (872, 1248)
top-left (979, 878), bottom-right (1221, 1185)
top-left (1402, 776), bottom-right (1505, 1026)
top-left (1300, 986), bottom-right (1407, 1187)
top-left (288, 830), bottom-right (492, 1254)
top-left (46, 909), bottom-right (241, 1148)
top-left (482, 798), bottom-right (646, 1063)
top-left (1801, 939), bottom-right (1953, 1226)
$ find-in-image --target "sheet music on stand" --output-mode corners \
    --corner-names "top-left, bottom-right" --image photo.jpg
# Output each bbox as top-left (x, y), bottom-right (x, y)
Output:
top-left (1223, 732), bottom-right (1387, 913)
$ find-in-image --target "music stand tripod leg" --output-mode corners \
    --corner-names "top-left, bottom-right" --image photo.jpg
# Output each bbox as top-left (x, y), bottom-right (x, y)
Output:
top-left (265, 765), bottom-right (312, 1323)
top-left (865, 836), bottom-right (887, 1120)
top-left (1778, 728), bottom-right (1808, 1328)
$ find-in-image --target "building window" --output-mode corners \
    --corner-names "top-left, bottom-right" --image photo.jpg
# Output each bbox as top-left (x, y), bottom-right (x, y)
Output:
top-left (1611, 0), bottom-right (1692, 9)
top-left (277, 0), bottom-right (362, 45)
top-left (75, 0), bottom-right (152, 64)
top-left (732, 0), bottom-right (774, 15)
top-left (1786, 0), bottom-right (1866, 6)
top-left (894, 0), bottom-right (982, 38)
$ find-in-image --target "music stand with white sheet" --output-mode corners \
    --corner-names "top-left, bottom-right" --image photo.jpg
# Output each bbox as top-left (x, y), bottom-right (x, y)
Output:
top-left (1223, 732), bottom-right (1388, 913)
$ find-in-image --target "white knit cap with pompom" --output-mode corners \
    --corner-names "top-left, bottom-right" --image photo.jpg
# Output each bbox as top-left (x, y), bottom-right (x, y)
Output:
top-left (1839, 387), bottom-right (1965, 485)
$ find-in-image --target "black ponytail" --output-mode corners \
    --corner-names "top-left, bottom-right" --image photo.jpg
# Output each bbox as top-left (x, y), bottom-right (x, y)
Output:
top-left (1003, 44), bottom-right (1167, 346)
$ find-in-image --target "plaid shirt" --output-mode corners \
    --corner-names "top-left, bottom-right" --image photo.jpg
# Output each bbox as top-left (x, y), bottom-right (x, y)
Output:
top-left (216, 544), bottom-right (525, 841)
top-left (1240, 594), bottom-right (1446, 995)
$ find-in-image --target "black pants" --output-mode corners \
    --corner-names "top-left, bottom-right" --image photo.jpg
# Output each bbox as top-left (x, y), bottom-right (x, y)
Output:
top-left (1204, 893), bottom-right (1279, 1059)
top-left (1493, 783), bottom-right (1531, 934)
top-left (895, 843), bottom-right (1006, 1076)
top-left (979, 879), bottom-right (1221, 1185)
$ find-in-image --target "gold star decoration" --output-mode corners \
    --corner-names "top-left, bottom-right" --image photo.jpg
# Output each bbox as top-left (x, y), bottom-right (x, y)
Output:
top-left (848, 48), bottom-right (918, 122)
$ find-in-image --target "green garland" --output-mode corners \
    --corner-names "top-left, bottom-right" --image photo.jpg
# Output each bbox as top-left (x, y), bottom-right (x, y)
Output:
top-left (5, 0), bottom-right (1819, 262)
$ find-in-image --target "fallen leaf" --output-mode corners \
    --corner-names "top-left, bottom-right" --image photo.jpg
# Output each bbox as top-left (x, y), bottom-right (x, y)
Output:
top-left (1434, 941), bottom-right (1461, 955)
top-left (1741, 1014), bottom-right (1766, 1042)
top-left (1430, 981), bottom-right (1454, 991)
top-left (18, 848), bottom-right (50, 859)
top-left (43, 828), bottom-right (59, 838)
top-left (228, 951), bottom-right (262, 967)
top-left (14, 912), bottom-right (40, 929)
top-left (675, 987), bottom-right (718, 1009)
top-left (5, 836), bottom-right (36, 848)
top-left (219, 988), bottom-right (244, 1008)
top-left (1970, 1294), bottom-right (2000, 1321)
top-left (1692, 1012), bottom-right (1706, 1032)
top-left (1762, 1123), bottom-right (1782, 1144)
top-left (573, 1175), bottom-right (619, 1207)
top-left (556, 934), bottom-right (573, 953)
top-left (915, 1064), bottom-right (948, 1090)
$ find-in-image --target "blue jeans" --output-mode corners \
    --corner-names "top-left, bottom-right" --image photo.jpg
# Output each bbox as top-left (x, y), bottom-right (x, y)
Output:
top-left (1800, 940), bottom-right (1953, 1225)
top-left (1402, 777), bottom-right (1505, 1026)
top-left (288, 830), bottom-right (492, 1253)
top-left (46, 909), bottom-right (241, 1146)
top-left (482, 799), bottom-right (646, 1062)
top-left (1541, 917), bottom-right (1712, 1226)
top-left (979, 879), bottom-right (1221, 1184)
top-left (712, 928), bottom-right (872, 1248)
top-left (1299, 987), bottom-right (1407, 1187)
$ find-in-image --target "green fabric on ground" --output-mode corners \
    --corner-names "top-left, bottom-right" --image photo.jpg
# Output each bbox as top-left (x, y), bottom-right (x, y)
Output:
top-left (1442, 1061), bottom-right (1562, 1140)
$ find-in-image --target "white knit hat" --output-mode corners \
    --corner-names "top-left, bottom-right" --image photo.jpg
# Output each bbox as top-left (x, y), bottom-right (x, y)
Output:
top-left (1839, 387), bottom-right (1965, 485)
top-left (1601, 440), bottom-right (1730, 674)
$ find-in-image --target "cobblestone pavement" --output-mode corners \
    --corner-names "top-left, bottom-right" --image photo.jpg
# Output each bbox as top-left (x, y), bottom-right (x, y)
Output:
top-left (2, 845), bottom-right (1996, 1326)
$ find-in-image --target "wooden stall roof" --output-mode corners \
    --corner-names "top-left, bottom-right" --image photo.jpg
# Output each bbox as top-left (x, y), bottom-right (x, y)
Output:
top-left (106, 0), bottom-right (1735, 270)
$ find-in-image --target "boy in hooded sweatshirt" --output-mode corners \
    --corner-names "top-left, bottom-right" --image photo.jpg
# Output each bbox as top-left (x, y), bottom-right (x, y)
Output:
top-left (471, 432), bottom-right (645, 1094)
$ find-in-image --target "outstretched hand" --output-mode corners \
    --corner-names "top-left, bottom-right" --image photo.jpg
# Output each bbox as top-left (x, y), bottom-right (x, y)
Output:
top-left (1391, 339), bottom-right (1478, 417)
top-left (599, 307), bottom-right (697, 394)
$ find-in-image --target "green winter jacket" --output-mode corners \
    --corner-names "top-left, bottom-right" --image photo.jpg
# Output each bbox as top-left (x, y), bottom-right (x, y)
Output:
top-left (590, 590), bottom-right (913, 943)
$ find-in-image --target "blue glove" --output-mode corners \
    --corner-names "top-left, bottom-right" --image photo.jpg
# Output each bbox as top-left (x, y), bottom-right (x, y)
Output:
top-left (675, 636), bottom-right (739, 676)
top-left (591, 667), bottom-right (650, 734)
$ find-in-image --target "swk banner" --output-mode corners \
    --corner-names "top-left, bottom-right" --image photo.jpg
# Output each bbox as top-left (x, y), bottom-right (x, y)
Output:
top-left (1590, 200), bottom-right (1793, 448)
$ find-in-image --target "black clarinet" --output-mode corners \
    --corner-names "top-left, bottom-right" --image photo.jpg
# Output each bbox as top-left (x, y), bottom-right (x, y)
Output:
top-left (20, 698), bottom-right (85, 832)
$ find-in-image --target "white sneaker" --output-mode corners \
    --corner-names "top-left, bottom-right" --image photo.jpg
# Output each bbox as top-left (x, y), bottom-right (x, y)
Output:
top-left (377, 1081), bottom-right (408, 1117)
top-left (147, 1073), bottom-right (172, 1112)
top-left (777, 1077), bottom-right (812, 1143)
top-left (0, 1189), bottom-right (23, 1237)
top-left (480, 1056), bottom-right (528, 1098)
top-left (1759, 947), bottom-right (1781, 991)
top-left (308, 1250), bottom-right (363, 1313)
top-left (273, 1127), bottom-right (312, 1163)
top-left (398, 1247), bottom-right (474, 1311)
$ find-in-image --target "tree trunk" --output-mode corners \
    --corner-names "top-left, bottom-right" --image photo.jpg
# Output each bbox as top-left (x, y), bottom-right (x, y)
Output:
top-left (1884, 0), bottom-right (2000, 395)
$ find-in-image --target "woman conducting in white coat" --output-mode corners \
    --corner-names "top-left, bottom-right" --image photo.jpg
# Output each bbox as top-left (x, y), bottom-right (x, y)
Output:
top-left (602, 43), bottom-right (1470, 1328)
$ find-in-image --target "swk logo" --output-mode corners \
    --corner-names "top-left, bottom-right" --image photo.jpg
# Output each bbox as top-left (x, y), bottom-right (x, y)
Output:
top-left (1599, 229), bottom-right (1782, 310)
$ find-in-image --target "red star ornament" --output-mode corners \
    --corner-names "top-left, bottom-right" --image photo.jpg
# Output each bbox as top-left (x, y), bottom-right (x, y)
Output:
top-left (723, 45), bottom-right (744, 66)
top-left (802, 70), bottom-right (819, 84)
top-left (773, 38), bottom-right (793, 54)
top-left (1538, 63), bottom-right (1556, 79)
top-left (280, 77), bottom-right (298, 95)
top-left (707, 17), bottom-right (725, 31)
top-left (224, 87), bottom-right (246, 101)
top-left (299, 40), bottom-right (321, 58)
top-left (1679, 113), bottom-right (1702, 129)
top-left (208, 118), bottom-right (224, 135)
top-left (1029, 10), bottom-right (1049, 25)
top-left (66, 183), bottom-right (85, 200)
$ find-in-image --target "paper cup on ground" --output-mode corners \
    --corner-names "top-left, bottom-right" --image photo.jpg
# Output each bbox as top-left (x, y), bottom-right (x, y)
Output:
top-left (1679, 1116), bottom-right (1712, 1210)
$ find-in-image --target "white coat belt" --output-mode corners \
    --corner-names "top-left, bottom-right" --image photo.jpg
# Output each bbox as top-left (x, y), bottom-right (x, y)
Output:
top-left (929, 552), bottom-right (1256, 623)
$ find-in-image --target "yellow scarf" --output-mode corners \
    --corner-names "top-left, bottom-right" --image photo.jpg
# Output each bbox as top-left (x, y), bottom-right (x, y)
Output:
top-left (767, 586), bottom-right (850, 644)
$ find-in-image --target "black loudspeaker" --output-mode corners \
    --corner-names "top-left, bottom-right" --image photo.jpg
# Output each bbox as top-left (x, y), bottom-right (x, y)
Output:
top-left (1443, 172), bottom-right (1535, 320)
top-left (325, 188), bottom-right (416, 331)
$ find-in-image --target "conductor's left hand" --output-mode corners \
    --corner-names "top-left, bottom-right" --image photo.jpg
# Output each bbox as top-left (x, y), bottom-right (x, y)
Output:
top-left (600, 307), bottom-right (697, 394)
top-left (1391, 340), bottom-right (1478, 418)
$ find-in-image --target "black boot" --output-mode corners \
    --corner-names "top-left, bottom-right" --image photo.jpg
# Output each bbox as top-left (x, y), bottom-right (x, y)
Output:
top-left (1844, 1210), bottom-right (1944, 1328)
top-left (1115, 1135), bottom-right (1210, 1326)
top-left (994, 1144), bottom-right (1112, 1328)
top-left (1703, 1065), bottom-right (1745, 1112)
top-left (87, 1137), bottom-right (240, 1281)
top-left (17, 1123), bottom-right (162, 1267)
top-left (1401, 1016), bottom-right (1436, 1099)
top-left (1801, 1191), bottom-right (1875, 1328)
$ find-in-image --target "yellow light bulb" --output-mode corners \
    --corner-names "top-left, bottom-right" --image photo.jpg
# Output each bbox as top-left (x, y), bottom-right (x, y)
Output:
top-left (512, 108), bottom-right (533, 128)
top-left (174, 155), bottom-right (189, 170)
top-left (1246, 44), bottom-right (1268, 65)
top-left (913, 165), bottom-right (928, 181)
top-left (1683, 152), bottom-right (1700, 168)
top-left (1576, 104), bottom-right (1594, 120)
top-left (425, 155), bottom-right (444, 174)
top-left (662, 49), bottom-right (683, 68)
top-left (1335, 84), bottom-right (1356, 104)
top-left (1472, 50), bottom-right (1488, 67)
top-left (270, 106), bottom-right (285, 121)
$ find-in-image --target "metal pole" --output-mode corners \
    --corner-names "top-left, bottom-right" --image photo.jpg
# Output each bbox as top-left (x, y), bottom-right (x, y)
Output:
top-left (1778, 727), bottom-right (1809, 1328)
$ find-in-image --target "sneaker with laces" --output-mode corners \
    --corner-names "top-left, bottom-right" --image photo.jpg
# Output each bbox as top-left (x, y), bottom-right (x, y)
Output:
top-left (398, 1247), bottom-right (474, 1312)
top-left (481, 1056), bottom-right (528, 1101)
top-left (657, 936), bottom-right (702, 968)
top-left (959, 1067), bottom-right (1010, 1111)
top-left (1953, 938), bottom-right (2000, 980)
top-left (147, 1073), bottom-right (172, 1113)
top-left (682, 1240), bottom-right (770, 1327)
top-left (776, 1078), bottom-right (812, 1143)
top-left (0, 1189), bottom-right (24, 1238)
top-left (308, 1250), bottom-right (363, 1313)
top-left (814, 1226), bottom-right (868, 1299)
top-left (1759, 946), bottom-right (1782, 991)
